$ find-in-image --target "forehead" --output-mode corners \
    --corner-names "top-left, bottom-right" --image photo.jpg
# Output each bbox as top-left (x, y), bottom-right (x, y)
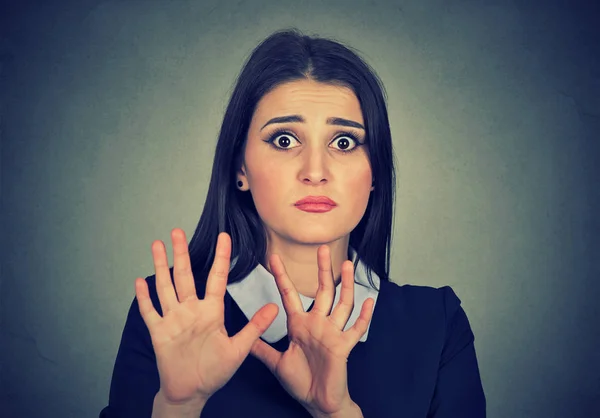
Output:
top-left (252, 79), bottom-right (363, 123)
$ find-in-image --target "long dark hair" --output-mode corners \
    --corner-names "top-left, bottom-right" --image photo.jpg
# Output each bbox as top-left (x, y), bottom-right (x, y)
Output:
top-left (186, 28), bottom-right (397, 293)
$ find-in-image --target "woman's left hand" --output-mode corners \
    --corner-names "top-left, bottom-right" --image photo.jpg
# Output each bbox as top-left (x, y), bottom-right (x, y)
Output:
top-left (249, 245), bottom-right (374, 417)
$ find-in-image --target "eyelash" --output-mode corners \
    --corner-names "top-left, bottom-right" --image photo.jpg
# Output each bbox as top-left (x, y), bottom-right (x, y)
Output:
top-left (264, 127), bottom-right (365, 154)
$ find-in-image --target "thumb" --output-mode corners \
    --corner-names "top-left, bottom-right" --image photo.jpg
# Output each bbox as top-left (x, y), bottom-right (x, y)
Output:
top-left (231, 303), bottom-right (279, 356)
top-left (250, 336), bottom-right (282, 375)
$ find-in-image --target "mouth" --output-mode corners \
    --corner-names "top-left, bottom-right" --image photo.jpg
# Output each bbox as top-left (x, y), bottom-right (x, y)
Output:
top-left (294, 203), bottom-right (336, 213)
top-left (293, 196), bottom-right (337, 213)
top-left (294, 195), bottom-right (337, 206)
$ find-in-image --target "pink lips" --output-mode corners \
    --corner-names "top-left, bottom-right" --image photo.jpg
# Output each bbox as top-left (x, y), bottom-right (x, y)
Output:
top-left (294, 196), bottom-right (337, 213)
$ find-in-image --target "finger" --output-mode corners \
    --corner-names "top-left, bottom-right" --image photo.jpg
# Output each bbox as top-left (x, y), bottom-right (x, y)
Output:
top-left (330, 260), bottom-right (356, 329)
top-left (231, 303), bottom-right (280, 366)
top-left (344, 297), bottom-right (375, 345)
top-left (152, 240), bottom-right (179, 314)
top-left (312, 245), bottom-right (336, 316)
top-left (171, 228), bottom-right (198, 303)
top-left (204, 232), bottom-right (231, 301)
top-left (135, 277), bottom-right (162, 332)
top-left (269, 254), bottom-right (304, 315)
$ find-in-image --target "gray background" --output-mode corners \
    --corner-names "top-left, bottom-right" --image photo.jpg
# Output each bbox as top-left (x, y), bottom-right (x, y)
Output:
top-left (1, 0), bottom-right (598, 417)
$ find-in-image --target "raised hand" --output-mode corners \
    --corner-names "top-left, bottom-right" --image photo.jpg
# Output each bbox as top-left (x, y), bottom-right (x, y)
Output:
top-left (135, 229), bottom-right (279, 406)
top-left (249, 245), bottom-right (374, 417)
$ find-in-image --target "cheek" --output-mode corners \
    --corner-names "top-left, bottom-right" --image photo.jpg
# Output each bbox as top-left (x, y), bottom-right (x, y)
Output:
top-left (344, 165), bottom-right (373, 199)
top-left (246, 162), bottom-right (286, 214)
top-left (341, 167), bottom-right (373, 229)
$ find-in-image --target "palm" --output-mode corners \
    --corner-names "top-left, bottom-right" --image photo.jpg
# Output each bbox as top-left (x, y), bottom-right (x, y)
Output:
top-left (271, 314), bottom-right (350, 410)
top-left (135, 230), bottom-right (278, 405)
top-left (149, 298), bottom-right (239, 402)
top-left (250, 247), bottom-right (374, 415)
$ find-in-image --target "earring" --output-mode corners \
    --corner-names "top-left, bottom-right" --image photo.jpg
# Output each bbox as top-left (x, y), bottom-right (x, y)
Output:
top-left (237, 180), bottom-right (243, 187)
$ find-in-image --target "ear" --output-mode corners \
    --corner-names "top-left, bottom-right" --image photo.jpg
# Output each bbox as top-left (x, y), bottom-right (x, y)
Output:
top-left (237, 162), bottom-right (249, 190)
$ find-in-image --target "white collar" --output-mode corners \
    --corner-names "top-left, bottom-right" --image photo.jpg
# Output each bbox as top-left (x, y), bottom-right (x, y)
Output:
top-left (226, 246), bottom-right (380, 343)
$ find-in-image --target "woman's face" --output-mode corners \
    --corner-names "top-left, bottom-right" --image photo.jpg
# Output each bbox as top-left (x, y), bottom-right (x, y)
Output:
top-left (239, 78), bottom-right (374, 246)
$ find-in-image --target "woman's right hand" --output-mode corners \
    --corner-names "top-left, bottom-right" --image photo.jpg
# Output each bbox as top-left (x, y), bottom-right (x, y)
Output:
top-left (135, 228), bottom-right (279, 406)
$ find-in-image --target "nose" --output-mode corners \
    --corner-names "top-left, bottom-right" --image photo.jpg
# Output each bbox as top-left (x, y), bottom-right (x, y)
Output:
top-left (298, 143), bottom-right (331, 186)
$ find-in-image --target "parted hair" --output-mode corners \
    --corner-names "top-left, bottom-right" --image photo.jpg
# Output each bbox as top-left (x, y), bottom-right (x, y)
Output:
top-left (186, 28), bottom-right (397, 293)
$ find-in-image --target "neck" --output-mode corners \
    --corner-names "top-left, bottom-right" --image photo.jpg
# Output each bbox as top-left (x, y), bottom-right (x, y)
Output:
top-left (262, 232), bottom-right (350, 299)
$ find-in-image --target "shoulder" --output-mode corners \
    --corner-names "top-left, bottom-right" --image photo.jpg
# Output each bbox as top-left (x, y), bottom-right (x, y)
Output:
top-left (380, 279), bottom-right (462, 309)
top-left (377, 280), bottom-right (465, 332)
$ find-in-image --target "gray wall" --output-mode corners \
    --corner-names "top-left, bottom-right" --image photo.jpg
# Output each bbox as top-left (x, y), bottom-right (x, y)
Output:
top-left (2, 0), bottom-right (598, 417)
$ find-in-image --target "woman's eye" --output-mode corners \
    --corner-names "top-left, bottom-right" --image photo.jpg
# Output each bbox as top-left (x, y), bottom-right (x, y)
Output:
top-left (271, 133), bottom-right (300, 149)
top-left (330, 136), bottom-right (358, 151)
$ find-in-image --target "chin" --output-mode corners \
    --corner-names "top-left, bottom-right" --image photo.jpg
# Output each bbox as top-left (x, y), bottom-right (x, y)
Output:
top-left (286, 228), bottom-right (349, 246)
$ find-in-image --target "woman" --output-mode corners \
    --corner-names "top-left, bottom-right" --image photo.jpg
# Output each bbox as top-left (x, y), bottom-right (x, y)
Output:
top-left (101, 28), bottom-right (486, 417)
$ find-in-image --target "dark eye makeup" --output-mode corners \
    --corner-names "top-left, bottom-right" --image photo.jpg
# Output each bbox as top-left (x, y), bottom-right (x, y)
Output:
top-left (263, 127), bottom-right (365, 153)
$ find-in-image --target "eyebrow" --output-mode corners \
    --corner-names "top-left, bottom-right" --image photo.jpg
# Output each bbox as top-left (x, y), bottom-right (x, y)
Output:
top-left (260, 115), bottom-right (365, 131)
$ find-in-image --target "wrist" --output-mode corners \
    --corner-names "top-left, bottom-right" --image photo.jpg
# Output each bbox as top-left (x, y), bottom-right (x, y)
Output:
top-left (152, 390), bottom-right (208, 418)
top-left (306, 399), bottom-right (363, 418)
